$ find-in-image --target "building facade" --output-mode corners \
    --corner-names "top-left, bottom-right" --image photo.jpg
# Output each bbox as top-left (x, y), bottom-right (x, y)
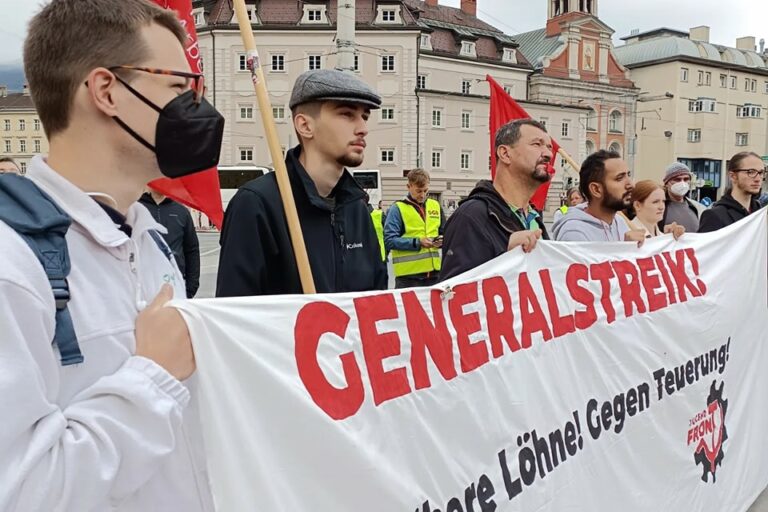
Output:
top-left (514, 0), bottom-right (639, 174)
top-left (0, 86), bottom-right (48, 174)
top-left (193, 0), bottom-right (587, 210)
top-left (614, 26), bottom-right (768, 200)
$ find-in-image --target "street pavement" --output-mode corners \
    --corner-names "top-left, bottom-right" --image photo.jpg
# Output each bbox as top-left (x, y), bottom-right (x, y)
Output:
top-left (194, 230), bottom-right (768, 510)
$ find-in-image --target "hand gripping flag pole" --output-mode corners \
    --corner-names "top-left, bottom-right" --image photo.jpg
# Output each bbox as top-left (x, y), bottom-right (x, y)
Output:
top-left (232, 0), bottom-right (316, 294)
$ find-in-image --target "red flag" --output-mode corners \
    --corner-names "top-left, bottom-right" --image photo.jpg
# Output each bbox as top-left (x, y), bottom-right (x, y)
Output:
top-left (148, 0), bottom-right (224, 228)
top-left (487, 75), bottom-right (560, 211)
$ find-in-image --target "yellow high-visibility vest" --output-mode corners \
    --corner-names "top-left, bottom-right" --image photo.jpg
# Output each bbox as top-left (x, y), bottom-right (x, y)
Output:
top-left (391, 198), bottom-right (441, 277)
top-left (370, 209), bottom-right (386, 262)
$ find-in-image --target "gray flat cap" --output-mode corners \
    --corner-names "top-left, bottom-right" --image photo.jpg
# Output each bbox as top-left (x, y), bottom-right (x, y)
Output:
top-left (289, 69), bottom-right (381, 110)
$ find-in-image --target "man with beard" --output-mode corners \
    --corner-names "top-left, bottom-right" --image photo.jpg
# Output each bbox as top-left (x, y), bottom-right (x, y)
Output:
top-left (440, 119), bottom-right (551, 281)
top-left (217, 69), bottom-right (388, 296)
top-left (553, 150), bottom-right (645, 243)
top-left (698, 151), bottom-right (764, 232)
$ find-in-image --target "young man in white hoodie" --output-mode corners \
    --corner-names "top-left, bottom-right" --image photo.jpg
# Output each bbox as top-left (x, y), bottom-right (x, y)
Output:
top-left (0, 1), bottom-right (224, 510)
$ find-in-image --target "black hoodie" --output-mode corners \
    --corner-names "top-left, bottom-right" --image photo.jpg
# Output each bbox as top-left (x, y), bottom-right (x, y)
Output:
top-left (440, 180), bottom-right (549, 281)
top-left (216, 145), bottom-right (387, 296)
top-left (698, 192), bottom-right (761, 233)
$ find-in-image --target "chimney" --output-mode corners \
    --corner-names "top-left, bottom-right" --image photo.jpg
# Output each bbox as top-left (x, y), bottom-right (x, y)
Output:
top-left (736, 36), bottom-right (756, 51)
top-left (22, 83), bottom-right (30, 96)
top-left (425, 0), bottom-right (438, 6)
top-left (460, 0), bottom-right (477, 16)
top-left (760, 38), bottom-right (766, 53)
top-left (0, 85), bottom-right (7, 98)
top-left (689, 26), bottom-right (710, 43)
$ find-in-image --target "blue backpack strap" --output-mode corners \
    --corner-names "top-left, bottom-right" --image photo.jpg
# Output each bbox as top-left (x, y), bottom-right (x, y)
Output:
top-left (148, 229), bottom-right (173, 262)
top-left (0, 174), bottom-right (83, 366)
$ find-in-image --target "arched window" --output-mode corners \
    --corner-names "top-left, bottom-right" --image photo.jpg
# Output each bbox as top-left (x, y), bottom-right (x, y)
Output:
top-left (586, 108), bottom-right (597, 131)
top-left (585, 139), bottom-right (595, 155)
top-left (609, 141), bottom-right (622, 156)
top-left (609, 110), bottom-right (623, 133)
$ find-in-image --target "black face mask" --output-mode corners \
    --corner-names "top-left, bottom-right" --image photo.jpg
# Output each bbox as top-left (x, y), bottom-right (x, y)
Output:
top-left (113, 76), bottom-right (225, 178)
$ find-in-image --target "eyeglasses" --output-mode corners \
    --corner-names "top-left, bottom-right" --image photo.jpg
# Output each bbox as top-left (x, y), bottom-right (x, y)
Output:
top-left (109, 66), bottom-right (205, 104)
top-left (733, 168), bottom-right (766, 179)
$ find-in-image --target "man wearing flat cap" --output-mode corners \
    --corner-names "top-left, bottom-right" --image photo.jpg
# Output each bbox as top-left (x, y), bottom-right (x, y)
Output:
top-left (658, 162), bottom-right (705, 233)
top-left (217, 69), bottom-right (388, 296)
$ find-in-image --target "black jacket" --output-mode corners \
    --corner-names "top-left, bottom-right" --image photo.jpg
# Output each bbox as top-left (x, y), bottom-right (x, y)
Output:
top-left (139, 193), bottom-right (200, 298)
top-left (698, 193), bottom-right (761, 233)
top-left (440, 180), bottom-right (549, 281)
top-left (216, 145), bottom-right (387, 296)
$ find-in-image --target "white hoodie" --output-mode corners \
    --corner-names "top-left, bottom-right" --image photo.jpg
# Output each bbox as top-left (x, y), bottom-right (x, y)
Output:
top-left (0, 156), bottom-right (213, 512)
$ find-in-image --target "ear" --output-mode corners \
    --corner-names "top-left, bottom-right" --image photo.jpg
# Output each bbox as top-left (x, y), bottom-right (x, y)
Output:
top-left (293, 113), bottom-right (315, 141)
top-left (633, 200), bottom-right (641, 211)
top-left (496, 144), bottom-right (511, 165)
top-left (588, 181), bottom-right (603, 200)
top-left (84, 68), bottom-right (121, 117)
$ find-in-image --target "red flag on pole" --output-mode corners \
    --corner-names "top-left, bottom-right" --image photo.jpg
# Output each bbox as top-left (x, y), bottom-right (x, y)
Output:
top-left (149, 0), bottom-right (224, 228)
top-left (487, 75), bottom-right (559, 211)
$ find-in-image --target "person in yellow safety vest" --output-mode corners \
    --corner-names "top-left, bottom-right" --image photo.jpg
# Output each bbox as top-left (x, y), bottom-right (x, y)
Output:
top-left (552, 186), bottom-right (584, 224)
top-left (384, 168), bottom-right (445, 288)
top-left (370, 202), bottom-right (386, 262)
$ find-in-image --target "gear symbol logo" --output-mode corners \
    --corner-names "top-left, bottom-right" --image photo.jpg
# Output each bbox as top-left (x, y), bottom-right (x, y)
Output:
top-left (688, 380), bottom-right (728, 483)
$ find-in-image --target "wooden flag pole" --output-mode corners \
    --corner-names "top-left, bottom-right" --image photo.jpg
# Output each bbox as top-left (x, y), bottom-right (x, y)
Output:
top-left (232, 0), bottom-right (316, 294)
top-left (557, 147), bottom-right (581, 173)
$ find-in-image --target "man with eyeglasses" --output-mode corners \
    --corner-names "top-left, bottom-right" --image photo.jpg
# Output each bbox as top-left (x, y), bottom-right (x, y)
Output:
top-left (0, 0), bottom-right (223, 510)
top-left (699, 151), bottom-right (764, 232)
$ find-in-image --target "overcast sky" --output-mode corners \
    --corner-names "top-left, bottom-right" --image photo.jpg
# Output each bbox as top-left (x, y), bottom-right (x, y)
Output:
top-left (1, 0), bottom-right (766, 65)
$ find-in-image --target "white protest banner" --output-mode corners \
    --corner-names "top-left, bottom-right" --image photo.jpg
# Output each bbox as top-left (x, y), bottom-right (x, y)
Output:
top-left (175, 210), bottom-right (768, 511)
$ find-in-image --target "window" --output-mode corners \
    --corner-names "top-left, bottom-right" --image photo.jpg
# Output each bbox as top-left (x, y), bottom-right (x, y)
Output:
top-left (3, 140), bottom-right (10, 153)
top-left (503, 84), bottom-right (514, 96)
top-left (272, 106), bottom-right (286, 120)
top-left (3, 120), bottom-right (9, 131)
top-left (420, 34), bottom-right (431, 50)
top-left (33, 119), bottom-right (40, 131)
top-left (705, 72), bottom-right (711, 86)
top-left (238, 54), bottom-right (247, 71)
top-left (750, 79), bottom-right (757, 92)
top-left (381, 55), bottom-right (395, 72)
top-left (239, 105), bottom-right (254, 120)
top-left (502, 48), bottom-right (517, 63)
top-left (608, 111), bottom-right (622, 132)
top-left (561, 120), bottom-right (571, 138)
top-left (19, 119), bottom-right (25, 131)
top-left (33, 139), bottom-right (41, 153)
top-left (585, 139), bottom-right (595, 155)
top-left (688, 98), bottom-right (716, 113)
top-left (380, 148), bottom-right (395, 164)
top-left (687, 129), bottom-right (701, 143)
top-left (308, 54), bottom-right (322, 70)
top-left (19, 162), bottom-right (26, 173)
top-left (736, 133), bottom-right (749, 146)
top-left (539, 118), bottom-right (548, 130)
top-left (460, 41), bottom-right (476, 57)
top-left (609, 142), bottom-right (621, 156)
top-left (353, 53), bottom-right (359, 72)
top-left (730, 76), bottom-right (737, 89)
top-left (586, 108), bottom-right (597, 131)
top-left (460, 151), bottom-right (472, 171)
top-left (19, 140), bottom-right (26, 152)
top-left (417, 74), bottom-right (426, 89)
top-left (381, 9), bottom-right (396, 22)
top-left (765, 81), bottom-right (768, 94)
top-left (431, 149), bottom-right (443, 169)
top-left (307, 9), bottom-right (322, 21)
top-left (720, 74), bottom-right (727, 88)
top-left (271, 54), bottom-right (285, 72)
top-left (431, 108), bottom-right (443, 128)
top-left (380, 106), bottom-right (395, 122)
top-left (239, 147), bottom-right (254, 162)
top-left (461, 80), bottom-right (471, 95)
top-left (681, 67), bottom-right (689, 82)
top-left (737, 104), bottom-right (761, 118)
top-left (697, 70), bottom-right (704, 85)
top-left (745, 78), bottom-right (750, 91)
top-left (461, 110), bottom-right (472, 130)
top-left (193, 9), bottom-right (204, 27)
